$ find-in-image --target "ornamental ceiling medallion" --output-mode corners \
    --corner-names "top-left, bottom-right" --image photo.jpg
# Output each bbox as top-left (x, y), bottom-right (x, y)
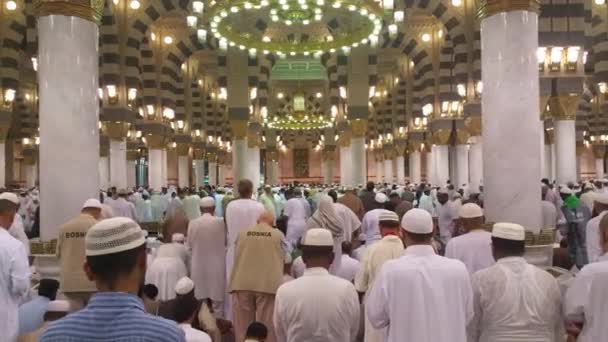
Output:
top-left (204, 0), bottom-right (383, 56)
top-left (267, 91), bottom-right (335, 130)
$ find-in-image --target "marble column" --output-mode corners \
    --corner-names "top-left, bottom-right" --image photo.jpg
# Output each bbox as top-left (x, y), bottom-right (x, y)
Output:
top-left (193, 159), bottom-right (204, 188)
top-left (248, 146), bottom-right (261, 189)
top-left (148, 148), bottom-right (163, 191)
top-left (455, 144), bottom-right (469, 188)
top-left (351, 136), bottom-right (366, 186)
top-left (99, 156), bottom-right (109, 189)
top-left (322, 150), bottom-right (334, 184)
top-left (208, 154), bottom-right (218, 186)
top-left (218, 163), bottom-right (226, 185)
top-left (384, 157), bottom-right (394, 184)
top-left (593, 146), bottom-right (605, 180)
top-left (396, 156), bottom-right (406, 185)
top-left (339, 143), bottom-right (352, 186)
top-left (109, 138), bottom-right (127, 189)
top-left (434, 145), bottom-right (450, 187)
top-left (554, 120), bottom-right (577, 184)
top-left (426, 148), bottom-right (435, 184)
top-left (542, 142), bottom-right (552, 180)
top-left (482, 2), bottom-right (541, 233)
top-left (0, 142), bottom-right (5, 188)
top-left (177, 156), bottom-right (189, 187)
top-left (346, 46), bottom-right (370, 186)
top-left (161, 149), bottom-right (167, 186)
top-left (409, 151), bottom-right (421, 184)
top-left (127, 159), bottom-right (137, 188)
top-left (468, 137), bottom-right (483, 192)
top-left (375, 156), bottom-right (383, 183)
top-left (550, 143), bottom-right (557, 181)
top-left (227, 48), bottom-right (250, 185)
top-left (24, 162), bottom-right (36, 188)
top-left (38, 10), bottom-right (101, 240)
top-left (231, 138), bottom-right (248, 183)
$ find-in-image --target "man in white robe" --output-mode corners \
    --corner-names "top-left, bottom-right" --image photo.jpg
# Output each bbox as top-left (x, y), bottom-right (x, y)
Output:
top-left (436, 189), bottom-right (458, 245)
top-left (146, 236), bottom-right (189, 301)
top-left (283, 190), bottom-right (309, 246)
top-left (224, 179), bottom-right (265, 319)
top-left (334, 241), bottom-right (359, 282)
top-left (586, 192), bottom-right (608, 264)
top-left (564, 213), bottom-right (608, 341)
top-left (273, 229), bottom-right (360, 342)
top-left (360, 194), bottom-right (388, 245)
top-left (0, 192), bottom-right (31, 341)
top-left (469, 223), bottom-right (563, 342)
top-left (187, 196), bottom-right (226, 317)
top-left (445, 203), bottom-right (494, 274)
top-left (182, 191), bottom-right (202, 221)
top-left (366, 209), bottom-right (472, 342)
top-left (9, 213), bottom-right (30, 255)
top-left (108, 189), bottom-right (137, 220)
top-left (355, 211), bottom-right (404, 342)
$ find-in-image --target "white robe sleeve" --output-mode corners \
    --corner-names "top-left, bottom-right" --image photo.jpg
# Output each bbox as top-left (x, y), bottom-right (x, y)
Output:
top-left (563, 272), bottom-right (590, 323)
top-left (365, 266), bottom-right (390, 329)
top-left (354, 248), bottom-right (370, 293)
top-left (273, 289), bottom-right (287, 342)
top-left (10, 243), bottom-right (30, 299)
top-left (344, 284), bottom-right (361, 340)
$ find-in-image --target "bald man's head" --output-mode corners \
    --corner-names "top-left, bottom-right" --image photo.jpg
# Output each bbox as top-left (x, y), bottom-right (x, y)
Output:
top-left (258, 210), bottom-right (275, 226)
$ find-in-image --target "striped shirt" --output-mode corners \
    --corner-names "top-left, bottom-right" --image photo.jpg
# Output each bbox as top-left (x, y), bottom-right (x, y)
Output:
top-left (40, 292), bottom-right (186, 342)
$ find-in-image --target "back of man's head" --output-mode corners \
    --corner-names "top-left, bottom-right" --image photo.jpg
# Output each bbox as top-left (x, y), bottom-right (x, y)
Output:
top-left (246, 321), bottom-right (268, 341)
top-left (366, 182), bottom-right (375, 192)
top-left (238, 179), bottom-right (254, 198)
top-left (38, 279), bottom-right (60, 301)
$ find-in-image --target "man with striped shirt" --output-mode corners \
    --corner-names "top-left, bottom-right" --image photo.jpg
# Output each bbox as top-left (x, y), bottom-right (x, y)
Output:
top-left (40, 217), bottom-right (185, 342)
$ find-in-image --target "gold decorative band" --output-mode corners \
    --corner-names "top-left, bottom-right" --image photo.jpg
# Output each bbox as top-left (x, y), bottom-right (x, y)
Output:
top-left (351, 119), bottom-right (368, 138)
top-left (478, 0), bottom-right (540, 19)
top-left (34, 0), bottom-right (104, 25)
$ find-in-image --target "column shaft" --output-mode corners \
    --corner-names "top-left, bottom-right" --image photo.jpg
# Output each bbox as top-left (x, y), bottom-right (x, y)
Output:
top-left (208, 161), bottom-right (218, 186)
top-left (0, 142), bottom-right (5, 188)
top-left (161, 149), bottom-right (167, 186)
top-left (24, 163), bottom-right (37, 188)
top-left (396, 156), bottom-right (405, 185)
top-left (596, 158), bottom-right (605, 179)
top-left (468, 137), bottom-right (483, 192)
top-left (554, 120), bottom-right (577, 184)
top-left (340, 145), bottom-right (352, 186)
top-left (384, 159), bottom-right (393, 183)
top-left (376, 159), bottom-right (383, 183)
top-left (99, 157), bottom-right (109, 189)
top-left (109, 139), bottom-right (127, 189)
top-left (178, 156), bottom-right (189, 188)
top-left (148, 149), bottom-right (163, 190)
top-left (232, 139), bottom-right (248, 183)
top-left (455, 145), bottom-right (469, 188)
top-left (435, 145), bottom-right (450, 186)
top-left (482, 8), bottom-right (541, 233)
top-left (127, 159), bottom-right (137, 188)
top-left (409, 151), bottom-right (421, 184)
top-left (39, 15), bottom-right (100, 240)
top-left (542, 143), bottom-right (552, 180)
top-left (194, 159), bottom-right (204, 188)
top-left (426, 148), bottom-right (435, 184)
top-left (323, 158), bottom-right (334, 184)
top-left (351, 137), bottom-right (366, 186)
top-left (248, 147), bottom-right (260, 188)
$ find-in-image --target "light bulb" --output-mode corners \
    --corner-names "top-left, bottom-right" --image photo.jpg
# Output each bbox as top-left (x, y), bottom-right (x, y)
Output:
top-left (451, 0), bottom-right (462, 6)
top-left (192, 1), bottom-right (204, 13)
top-left (5, 0), bottom-right (17, 10)
top-left (421, 33), bottom-right (431, 42)
top-left (129, 0), bottom-right (140, 9)
top-left (127, 88), bottom-right (137, 101)
top-left (163, 36), bottom-right (173, 44)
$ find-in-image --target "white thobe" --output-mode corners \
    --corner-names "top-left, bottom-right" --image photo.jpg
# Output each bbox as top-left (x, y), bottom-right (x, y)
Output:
top-left (156, 242), bottom-right (190, 272)
top-left (180, 323), bottom-right (212, 342)
top-left (183, 195), bottom-right (202, 221)
top-left (366, 245), bottom-right (473, 342)
top-left (334, 202), bottom-right (361, 243)
top-left (187, 214), bottom-right (226, 302)
top-left (564, 255), bottom-right (608, 342)
top-left (145, 256), bottom-right (188, 301)
top-left (360, 209), bottom-right (387, 244)
top-left (165, 198), bottom-right (183, 219)
top-left (9, 214), bottom-right (30, 256)
top-left (283, 198), bottom-right (308, 246)
top-left (469, 257), bottom-right (563, 342)
top-left (335, 254), bottom-right (360, 282)
top-left (418, 194), bottom-right (436, 216)
top-left (436, 202), bottom-right (458, 244)
top-left (541, 200), bottom-right (557, 230)
top-left (580, 191), bottom-right (595, 212)
top-left (445, 230), bottom-right (494, 274)
top-left (354, 235), bottom-right (404, 342)
top-left (273, 267), bottom-right (360, 342)
top-left (109, 197), bottom-right (137, 220)
top-left (585, 211), bottom-right (607, 264)
top-left (290, 256), bottom-right (306, 278)
top-left (0, 229), bottom-right (31, 342)
top-left (224, 199), bottom-right (265, 318)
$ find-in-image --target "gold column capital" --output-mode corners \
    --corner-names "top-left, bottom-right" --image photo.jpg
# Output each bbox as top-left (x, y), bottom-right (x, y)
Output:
top-left (193, 149), bottom-right (205, 160)
top-left (146, 135), bottom-right (168, 149)
top-left (592, 145), bottom-right (606, 159)
top-left (105, 122), bottom-right (130, 140)
top-left (394, 142), bottom-right (406, 157)
top-left (322, 150), bottom-right (335, 161)
top-left (338, 131), bottom-right (352, 147)
top-left (550, 95), bottom-right (580, 121)
top-left (267, 151), bottom-right (278, 162)
top-left (35, 0), bottom-right (104, 25)
top-left (176, 143), bottom-right (190, 156)
top-left (207, 152), bottom-right (218, 163)
top-left (432, 129), bottom-right (452, 145)
top-left (478, 0), bottom-right (540, 19)
top-left (455, 129), bottom-right (471, 145)
top-left (230, 120), bottom-right (248, 140)
top-left (126, 150), bottom-right (139, 161)
top-left (464, 117), bottom-right (482, 137)
top-left (351, 119), bottom-right (368, 138)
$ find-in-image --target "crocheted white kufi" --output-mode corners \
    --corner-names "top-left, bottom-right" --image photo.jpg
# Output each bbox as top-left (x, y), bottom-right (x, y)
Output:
top-left (492, 222), bottom-right (525, 241)
top-left (85, 217), bottom-right (146, 256)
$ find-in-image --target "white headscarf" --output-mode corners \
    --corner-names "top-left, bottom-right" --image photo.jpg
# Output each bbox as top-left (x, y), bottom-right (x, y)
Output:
top-left (308, 195), bottom-right (343, 239)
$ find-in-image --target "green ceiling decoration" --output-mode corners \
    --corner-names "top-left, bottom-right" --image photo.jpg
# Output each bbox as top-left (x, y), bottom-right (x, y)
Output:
top-left (207, 0), bottom-right (383, 56)
top-left (266, 113), bottom-right (335, 130)
top-left (271, 59), bottom-right (328, 81)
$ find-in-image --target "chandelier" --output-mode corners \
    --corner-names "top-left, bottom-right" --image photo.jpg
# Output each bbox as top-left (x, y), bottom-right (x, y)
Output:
top-left (266, 113), bottom-right (335, 130)
top-left (195, 0), bottom-right (383, 56)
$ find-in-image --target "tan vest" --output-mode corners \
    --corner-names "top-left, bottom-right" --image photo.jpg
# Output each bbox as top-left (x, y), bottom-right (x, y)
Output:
top-left (56, 214), bottom-right (98, 292)
top-left (229, 224), bottom-right (283, 294)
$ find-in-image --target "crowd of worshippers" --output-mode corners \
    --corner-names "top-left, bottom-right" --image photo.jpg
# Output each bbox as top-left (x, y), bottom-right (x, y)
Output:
top-left (2, 177), bottom-right (608, 342)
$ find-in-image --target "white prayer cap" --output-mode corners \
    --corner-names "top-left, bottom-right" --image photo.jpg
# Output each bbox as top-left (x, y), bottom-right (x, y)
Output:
top-left (437, 188), bottom-right (449, 194)
top-left (0, 192), bottom-right (19, 205)
top-left (378, 211), bottom-right (399, 223)
top-left (175, 276), bottom-right (194, 295)
top-left (401, 208), bottom-right (433, 234)
top-left (200, 196), bottom-right (215, 208)
top-left (375, 192), bottom-right (388, 204)
top-left (47, 300), bottom-right (71, 313)
top-left (459, 203), bottom-right (483, 218)
top-left (492, 222), bottom-right (525, 241)
top-left (85, 217), bottom-right (146, 256)
top-left (301, 228), bottom-right (334, 247)
top-left (118, 188), bottom-right (129, 196)
top-left (595, 192), bottom-right (608, 205)
top-left (559, 187), bottom-right (573, 195)
top-left (172, 233), bottom-right (185, 243)
top-left (82, 198), bottom-right (102, 210)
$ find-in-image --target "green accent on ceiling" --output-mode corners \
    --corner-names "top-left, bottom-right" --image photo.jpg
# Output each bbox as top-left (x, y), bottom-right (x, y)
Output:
top-left (270, 59), bottom-right (328, 81)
